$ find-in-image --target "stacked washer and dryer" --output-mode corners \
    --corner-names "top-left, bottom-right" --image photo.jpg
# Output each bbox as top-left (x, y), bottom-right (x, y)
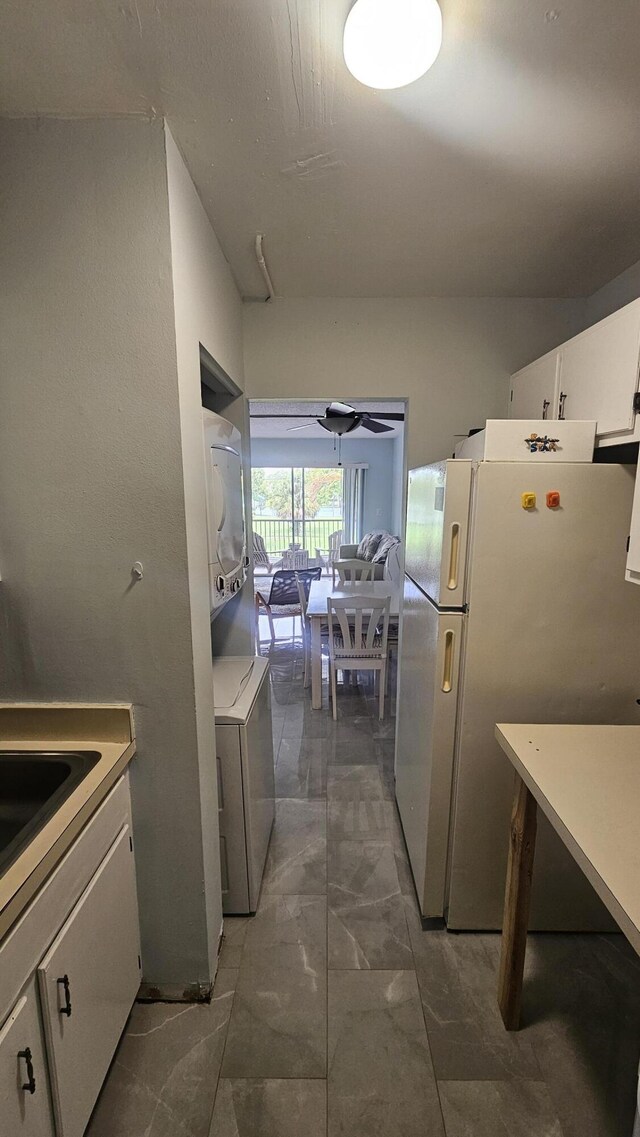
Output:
top-left (203, 410), bottom-right (274, 914)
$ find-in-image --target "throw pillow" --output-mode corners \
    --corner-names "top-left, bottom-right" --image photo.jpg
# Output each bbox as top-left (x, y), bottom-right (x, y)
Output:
top-left (357, 531), bottom-right (384, 561)
top-left (372, 534), bottom-right (400, 564)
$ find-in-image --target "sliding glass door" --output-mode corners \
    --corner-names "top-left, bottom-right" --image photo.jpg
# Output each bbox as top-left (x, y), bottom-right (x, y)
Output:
top-left (252, 467), bottom-right (344, 556)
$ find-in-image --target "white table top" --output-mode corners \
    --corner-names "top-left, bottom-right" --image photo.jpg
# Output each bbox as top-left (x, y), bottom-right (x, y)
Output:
top-left (306, 578), bottom-right (400, 619)
top-left (495, 723), bottom-right (640, 955)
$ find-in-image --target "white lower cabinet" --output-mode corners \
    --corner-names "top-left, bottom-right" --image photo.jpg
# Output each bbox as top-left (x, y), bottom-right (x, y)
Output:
top-left (38, 825), bottom-right (141, 1137)
top-left (0, 774), bottom-right (141, 1137)
top-left (0, 978), bottom-right (55, 1136)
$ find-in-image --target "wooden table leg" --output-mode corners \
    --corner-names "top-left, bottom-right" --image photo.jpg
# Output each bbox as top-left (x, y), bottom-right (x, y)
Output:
top-left (311, 616), bottom-right (322, 710)
top-left (497, 773), bottom-right (537, 1031)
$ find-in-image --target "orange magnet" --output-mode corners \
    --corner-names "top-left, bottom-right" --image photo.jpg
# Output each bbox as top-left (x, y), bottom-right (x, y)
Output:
top-left (546, 491), bottom-right (561, 509)
top-left (521, 492), bottom-right (536, 511)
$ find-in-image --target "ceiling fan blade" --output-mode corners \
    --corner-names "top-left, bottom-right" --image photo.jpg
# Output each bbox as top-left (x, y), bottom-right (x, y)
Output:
top-left (326, 401), bottom-right (356, 417)
top-left (286, 422), bottom-right (317, 431)
top-left (361, 417), bottom-right (393, 433)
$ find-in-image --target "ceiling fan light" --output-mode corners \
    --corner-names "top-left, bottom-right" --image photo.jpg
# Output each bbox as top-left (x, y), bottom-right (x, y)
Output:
top-left (343, 0), bottom-right (442, 90)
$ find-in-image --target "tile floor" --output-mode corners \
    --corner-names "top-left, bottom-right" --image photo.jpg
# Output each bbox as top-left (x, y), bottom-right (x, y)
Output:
top-left (87, 630), bottom-right (640, 1137)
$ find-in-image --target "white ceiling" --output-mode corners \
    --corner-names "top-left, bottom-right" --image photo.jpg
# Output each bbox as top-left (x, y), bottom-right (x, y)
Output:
top-left (250, 399), bottom-right (405, 438)
top-left (2, 1), bottom-right (640, 298)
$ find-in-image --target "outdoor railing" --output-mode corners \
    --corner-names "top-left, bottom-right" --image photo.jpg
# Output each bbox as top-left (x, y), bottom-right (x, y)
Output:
top-left (252, 517), bottom-right (343, 557)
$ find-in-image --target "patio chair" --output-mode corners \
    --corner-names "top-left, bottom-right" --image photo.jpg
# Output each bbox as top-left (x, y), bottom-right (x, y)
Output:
top-left (281, 548), bottom-right (309, 571)
top-left (256, 567), bottom-right (322, 643)
top-left (328, 529), bottom-right (343, 583)
top-left (252, 532), bottom-right (273, 576)
top-left (328, 594), bottom-right (391, 720)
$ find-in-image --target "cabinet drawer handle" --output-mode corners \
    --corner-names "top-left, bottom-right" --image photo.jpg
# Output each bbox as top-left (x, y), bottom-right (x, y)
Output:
top-left (18, 1046), bottom-right (36, 1094)
top-left (57, 974), bottom-right (72, 1017)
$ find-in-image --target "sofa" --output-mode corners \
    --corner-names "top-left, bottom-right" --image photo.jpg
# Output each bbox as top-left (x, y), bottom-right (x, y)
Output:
top-left (335, 531), bottom-right (402, 582)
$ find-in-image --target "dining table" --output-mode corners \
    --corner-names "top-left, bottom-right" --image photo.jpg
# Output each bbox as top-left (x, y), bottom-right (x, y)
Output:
top-left (306, 578), bottom-right (401, 710)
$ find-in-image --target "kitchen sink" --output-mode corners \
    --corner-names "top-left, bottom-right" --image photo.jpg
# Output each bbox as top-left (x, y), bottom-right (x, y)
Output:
top-left (0, 750), bottom-right (101, 876)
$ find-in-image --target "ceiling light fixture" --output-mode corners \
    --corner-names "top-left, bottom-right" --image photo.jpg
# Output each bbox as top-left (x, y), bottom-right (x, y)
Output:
top-left (343, 0), bottom-right (442, 90)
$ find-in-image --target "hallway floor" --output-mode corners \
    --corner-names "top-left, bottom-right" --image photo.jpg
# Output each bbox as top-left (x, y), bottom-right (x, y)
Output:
top-left (87, 633), bottom-right (640, 1137)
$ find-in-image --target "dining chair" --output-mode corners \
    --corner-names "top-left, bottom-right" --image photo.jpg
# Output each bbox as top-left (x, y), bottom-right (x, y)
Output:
top-left (296, 574), bottom-right (330, 688)
top-left (255, 567), bottom-right (321, 642)
top-left (337, 561), bottom-right (375, 583)
top-left (327, 594), bottom-right (391, 720)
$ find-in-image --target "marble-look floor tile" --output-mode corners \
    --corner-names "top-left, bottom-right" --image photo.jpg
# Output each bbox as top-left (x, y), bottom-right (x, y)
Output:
top-left (514, 933), bottom-right (640, 1137)
top-left (209, 1079), bottom-right (326, 1137)
top-left (222, 917), bottom-right (249, 947)
top-left (405, 903), bottom-right (540, 1081)
top-left (281, 704), bottom-right (332, 739)
top-left (388, 810), bottom-right (416, 898)
top-left (244, 893), bottom-right (326, 955)
top-left (325, 730), bottom-right (381, 765)
top-left (219, 942), bottom-right (243, 968)
top-left (327, 764), bottom-right (385, 800)
top-left (221, 944), bottom-right (326, 1078)
top-left (328, 797), bottom-right (394, 840)
top-left (275, 737), bottom-right (327, 799)
top-left (86, 970), bottom-right (237, 1137)
top-left (328, 970), bottom-right (444, 1137)
top-left (328, 840), bottom-right (412, 969)
top-left (438, 1080), bottom-right (564, 1137)
top-left (262, 799), bottom-right (326, 894)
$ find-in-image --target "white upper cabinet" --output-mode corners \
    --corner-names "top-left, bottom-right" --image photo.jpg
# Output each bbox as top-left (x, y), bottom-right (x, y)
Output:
top-left (509, 298), bottom-right (640, 445)
top-left (509, 350), bottom-right (560, 421)
top-left (558, 299), bottom-right (640, 440)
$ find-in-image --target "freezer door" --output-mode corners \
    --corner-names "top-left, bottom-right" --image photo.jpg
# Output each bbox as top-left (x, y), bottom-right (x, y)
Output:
top-left (446, 461), bottom-right (640, 930)
top-left (395, 577), bottom-right (464, 918)
top-left (405, 461), bottom-right (472, 607)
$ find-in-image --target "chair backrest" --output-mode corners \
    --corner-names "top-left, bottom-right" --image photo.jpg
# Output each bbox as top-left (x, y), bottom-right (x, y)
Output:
top-left (268, 566), bottom-right (321, 606)
top-left (328, 595), bottom-right (391, 657)
top-left (252, 532), bottom-right (270, 565)
top-left (328, 530), bottom-right (343, 561)
top-left (337, 562), bottom-right (375, 583)
top-left (282, 548), bottom-right (309, 571)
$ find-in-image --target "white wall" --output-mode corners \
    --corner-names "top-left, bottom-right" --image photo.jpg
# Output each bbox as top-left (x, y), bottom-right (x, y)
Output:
top-left (250, 435), bottom-right (398, 535)
top-left (164, 124), bottom-right (248, 975)
top-left (243, 298), bottom-right (584, 468)
top-left (0, 116), bottom-right (241, 994)
top-left (584, 259), bottom-right (640, 326)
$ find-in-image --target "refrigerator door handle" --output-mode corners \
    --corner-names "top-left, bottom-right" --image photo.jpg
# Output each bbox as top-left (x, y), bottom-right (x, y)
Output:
top-left (442, 630), bottom-right (456, 693)
top-left (447, 524), bottom-right (460, 591)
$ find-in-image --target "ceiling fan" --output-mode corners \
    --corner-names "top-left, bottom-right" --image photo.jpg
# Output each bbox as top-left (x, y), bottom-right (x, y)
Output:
top-left (285, 402), bottom-right (404, 435)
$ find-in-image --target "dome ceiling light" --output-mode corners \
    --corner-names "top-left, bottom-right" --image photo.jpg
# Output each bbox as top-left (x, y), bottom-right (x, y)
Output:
top-left (343, 0), bottom-right (443, 90)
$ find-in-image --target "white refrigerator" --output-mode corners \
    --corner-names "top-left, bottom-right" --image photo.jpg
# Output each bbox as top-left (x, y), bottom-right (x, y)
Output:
top-left (395, 458), bottom-right (640, 929)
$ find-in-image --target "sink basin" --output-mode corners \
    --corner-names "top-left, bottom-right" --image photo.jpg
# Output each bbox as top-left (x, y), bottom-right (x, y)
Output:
top-left (0, 750), bottom-right (101, 875)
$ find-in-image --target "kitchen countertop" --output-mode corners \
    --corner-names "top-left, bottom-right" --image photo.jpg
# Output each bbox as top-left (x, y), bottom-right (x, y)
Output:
top-left (0, 704), bottom-right (135, 939)
top-left (495, 722), bottom-right (640, 954)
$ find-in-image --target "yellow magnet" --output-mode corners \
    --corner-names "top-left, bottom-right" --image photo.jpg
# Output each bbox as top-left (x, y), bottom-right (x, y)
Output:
top-left (521, 492), bottom-right (537, 510)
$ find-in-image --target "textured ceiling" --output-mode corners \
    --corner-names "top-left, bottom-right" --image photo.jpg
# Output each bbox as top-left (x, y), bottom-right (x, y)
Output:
top-left (2, 1), bottom-right (640, 298)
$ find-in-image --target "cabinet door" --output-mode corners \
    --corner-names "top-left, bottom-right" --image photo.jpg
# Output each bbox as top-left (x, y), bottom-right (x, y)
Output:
top-left (37, 825), bottom-right (140, 1137)
top-left (0, 978), bottom-right (55, 1136)
top-left (216, 725), bottom-right (250, 914)
top-left (559, 300), bottom-right (640, 437)
top-left (509, 351), bottom-right (560, 420)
